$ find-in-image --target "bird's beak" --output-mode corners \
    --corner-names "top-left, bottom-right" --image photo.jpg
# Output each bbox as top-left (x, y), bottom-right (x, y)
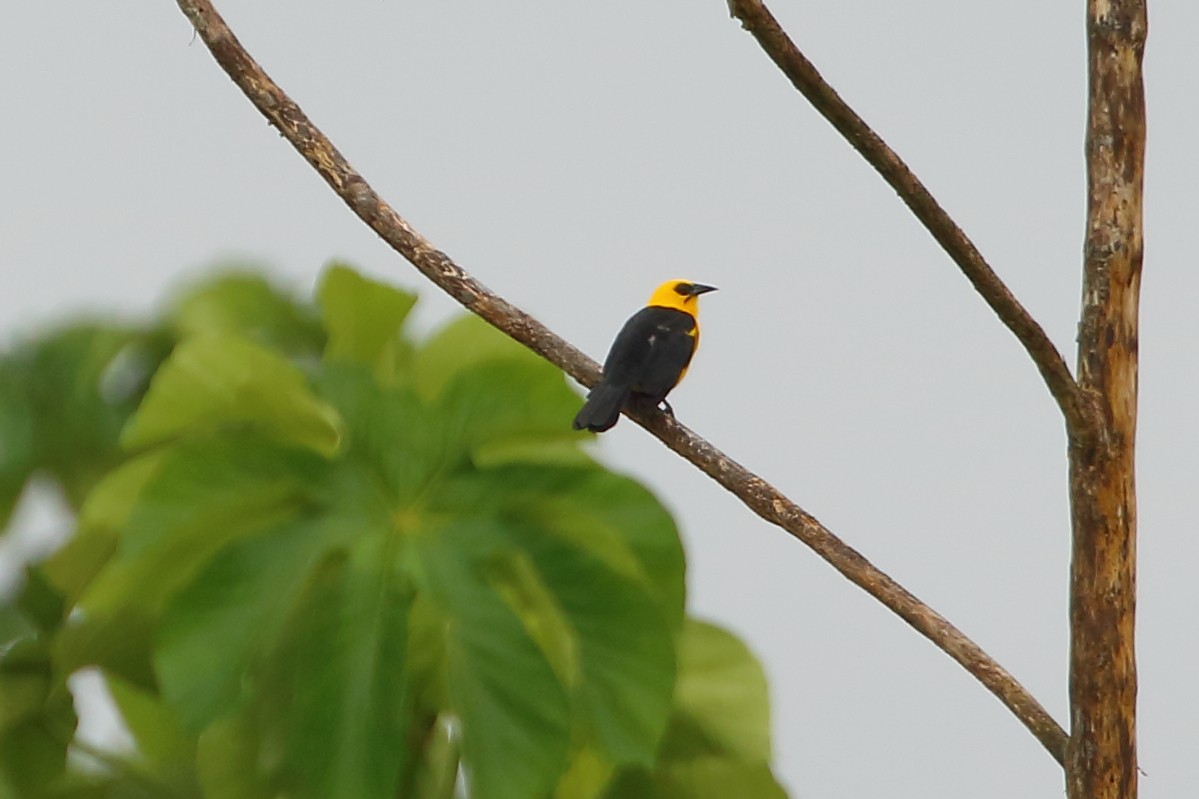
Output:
top-left (687, 283), bottom-right (718, 296)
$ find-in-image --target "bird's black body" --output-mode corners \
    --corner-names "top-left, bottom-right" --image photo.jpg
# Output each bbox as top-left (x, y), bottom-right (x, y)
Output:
top-left (572, 306), bottom-right (698, 432)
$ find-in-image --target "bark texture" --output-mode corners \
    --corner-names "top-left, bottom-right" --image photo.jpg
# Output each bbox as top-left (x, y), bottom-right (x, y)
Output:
top-left (1069, 2), bottom-right (1147, 798)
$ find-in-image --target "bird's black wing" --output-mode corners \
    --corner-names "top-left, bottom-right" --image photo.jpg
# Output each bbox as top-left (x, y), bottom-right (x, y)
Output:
top-left (602, 307), bottom-right (697, 402)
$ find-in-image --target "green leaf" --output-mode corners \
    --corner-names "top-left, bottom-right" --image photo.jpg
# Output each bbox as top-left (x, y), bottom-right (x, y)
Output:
top-left (0, 719), bottom-right (69, 798)
top-left (409, 715), bottom-right (459, 799)
top-left (416, 521), bottom-right (571, 799)
top-left (121, 333), bottom-right (343, 457)
top-left (553, 746), bottom-right (614, 799)
top-left (423, 466), bottom-right (681, 767)
top-left (58, 438), bottom-right (326, 684)
top-left (501, 524), bottom-right (674, 766)
top-left (660, 758), bottom-right (787, 799)
top-left (596, 620), bottom-right (788, 799)
top-left (439, 360), bottom-right (586, 460)
top-left (412, 313), bottom-right (583, 464)
top-left (470, 438), bottom-right (596, 469)
top-left (12, 569), bottom-right (64, 636)
top-left (169, 268), bottom-right (324, 357)
top-left (196, 713), bottom-right (273, 799)
top-left (536, 470), bottom-right (685, 635)
top-left (153, 466), bottom-right (389, 731)
top-left (104, 672), bottom-right (197, 781)
top-left (603, 757), bottom-right (787, 799)
top-left (1, 580), bottom-right (68, 719)
top-left (315, 366), bottom-right (456, 508)
top-left (1, 323), bottom-right (169, 510)
top-left (433, 466), bottom-right (685, 633)
top-left (405, 595), bottom-right (449, 715)
top-left (0, 358), bottom-right (34, 530)
top-left (670, 619), bottom-right (772, 763)
top-left (0, 606), bottom-right (35, 654)
top-left (42, 452), bottom-right (166, 606)
top-left (0, 638), bottom-right (76, 797)
top-left (154, 518), bottom-right (334, 731)
top-left (86, 438), bottom-right (323, 613)
top-left (261, 537), bottom-right (413, 799)
top-left (152, 441), bottom-right (413, 797)
top-left (0, 645), bottom-right (50, 735)
top-left (412, 315), bottom-right (542, 400)
top-left (52, 612), bottom-right (157, 693)
top-left (317, 264), bottom-right (417, 375)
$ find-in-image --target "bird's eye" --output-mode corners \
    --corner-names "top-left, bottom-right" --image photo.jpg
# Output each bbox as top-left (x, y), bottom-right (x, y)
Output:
top-left (673, 283), bottom-right (692, 296)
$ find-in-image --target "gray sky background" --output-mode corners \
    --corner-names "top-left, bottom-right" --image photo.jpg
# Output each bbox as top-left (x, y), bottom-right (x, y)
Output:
top-left (2, 2), bottom-right (1195, 796)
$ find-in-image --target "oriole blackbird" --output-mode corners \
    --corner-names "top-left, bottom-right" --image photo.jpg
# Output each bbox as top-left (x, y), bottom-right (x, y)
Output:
top-left (572, 279), bottom-right (716, 432)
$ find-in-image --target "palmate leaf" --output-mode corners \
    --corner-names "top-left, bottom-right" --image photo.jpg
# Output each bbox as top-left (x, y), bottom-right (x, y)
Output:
top-left (322, 363), bottom-right (661, 795)
top-left (25, 324), bottom-right (168, 505)
top-left (54, 437), bottom-right (326, 686)
top-left (0, 626), bottom-right (77, 798)
top-left (410, 512), bottom-right (675, 794)
top-left (412, 314), bottom-right (541, 400)
top-left (154, 517), bottom-right (338, 730)
top-left (314, 365), bottom-right (455, 508)
top-left (143, 423), bottom-right (404, 798)
top-left (143, 362), bottom-right (676, 799)
top-left (439, 360), bottom-right (584, 457)
top-left (411, 455), bottom-right (681, 771)
top-left (589, 619), bottom-right (788, 799)
top-left (495, 522), bottom-right (674, 765)
top-left (262, 537), bottom-right (413, 799)
top-left (670, 619), bottom-right (772, 763)
top-left (413, 315), bottom-right (586, 467)
top-left (0, 358), bottom-right (34, 531)
top-left (39, 265), bottom-right (712, 799)
top-left (416, 521), bottom-right (572, 799)
top-left (2, 269), bottom-right (315, 536)
top-left (104, 672), bottom-right (198, 793)
top-left (120, 333), bottom-right (343, 457)
top-left (81, 438), bottom-right (326, 615)
top-left (317, 263), bottom-right (417, 376)
top-left (41, 451), bottom-right (166, 607)
top-left (195, 712), bottom-right (273, 799)
top-left (318, 364), bottom-right (682, 795)
top-left (603, 757), bottom-right (788, 799)
top-left (0, 718), bottom-right (71, 799)
top-left (169, 269), bottom-right (325, 358)
top-left (0, 322), bottom-right (170, 520)
top-left (432, 466), bottom-right (685, 633)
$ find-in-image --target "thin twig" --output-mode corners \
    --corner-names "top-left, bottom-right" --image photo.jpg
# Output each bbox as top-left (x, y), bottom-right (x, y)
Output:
top-left (726, 0), bottom-right (1097, 447)
top-left (173, 0), bottom-right (1068, 765)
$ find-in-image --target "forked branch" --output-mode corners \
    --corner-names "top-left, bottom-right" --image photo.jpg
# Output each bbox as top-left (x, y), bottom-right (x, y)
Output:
top-left (174, 0), bottom-right (1068, 765)
top-left (726, 0), bottom-right (1098, 446)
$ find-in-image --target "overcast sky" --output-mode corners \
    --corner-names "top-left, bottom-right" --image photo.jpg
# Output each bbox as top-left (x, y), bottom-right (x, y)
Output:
top-left (2, 1), bottom-right (1195, 796)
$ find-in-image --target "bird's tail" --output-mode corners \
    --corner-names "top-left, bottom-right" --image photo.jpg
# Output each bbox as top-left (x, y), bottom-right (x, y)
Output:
top-left (572, 382), bottom-right (629, 432)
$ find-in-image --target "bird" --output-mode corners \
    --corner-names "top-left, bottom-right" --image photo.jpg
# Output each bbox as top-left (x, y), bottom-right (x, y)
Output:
top-left (572, 279), bottom-right (717, 432)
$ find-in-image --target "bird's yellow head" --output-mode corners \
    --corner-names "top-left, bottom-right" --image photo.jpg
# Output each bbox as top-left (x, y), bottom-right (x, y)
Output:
top-left (646, 279), bottom-right (718, 316)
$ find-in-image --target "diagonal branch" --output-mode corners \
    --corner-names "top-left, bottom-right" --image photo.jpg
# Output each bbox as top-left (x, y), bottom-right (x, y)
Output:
top-left (174, 0), bottom-right (1068, 765)
top-left (726, 0), bottom-right (1098, 446)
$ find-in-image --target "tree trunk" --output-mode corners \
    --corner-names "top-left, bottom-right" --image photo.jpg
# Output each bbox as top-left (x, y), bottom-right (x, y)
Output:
top-left (1068, 2), bottom-right (1146, 798)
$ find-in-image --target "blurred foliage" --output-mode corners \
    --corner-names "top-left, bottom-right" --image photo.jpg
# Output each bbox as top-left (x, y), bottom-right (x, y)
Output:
top-left (0, 264), bottom-right (788, 798)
